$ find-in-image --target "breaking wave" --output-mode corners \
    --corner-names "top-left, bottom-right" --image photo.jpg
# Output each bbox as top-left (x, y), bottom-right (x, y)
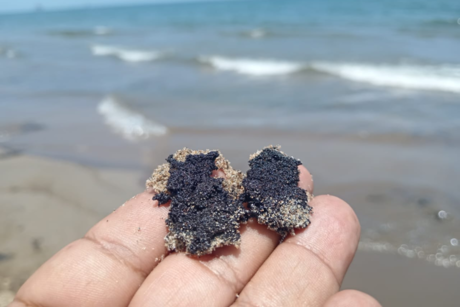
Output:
top-left (198, 55), bottom-right (460, 93)
top-left (199, 56), bottom-right (303, 76)
top-left (97, 96), bottom-right (168, 140)
top-left (91, 45), bottom-right (161, 63)
top-left (310, 62), bottom-right (460, 93)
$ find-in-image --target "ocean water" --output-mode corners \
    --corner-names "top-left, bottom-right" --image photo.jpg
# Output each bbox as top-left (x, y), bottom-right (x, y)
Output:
top-left (1, 0), bottom-right (460, 269)
top-left (1, 0), bottom-right (460, 140)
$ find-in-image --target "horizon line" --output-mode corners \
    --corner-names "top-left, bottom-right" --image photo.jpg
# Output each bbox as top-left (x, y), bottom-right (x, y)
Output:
top-left (0, 0), bottom-right (247, 16)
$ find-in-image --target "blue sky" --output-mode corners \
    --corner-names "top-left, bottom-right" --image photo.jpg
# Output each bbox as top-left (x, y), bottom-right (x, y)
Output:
top-left (0, 0), bottom-right (209, 13)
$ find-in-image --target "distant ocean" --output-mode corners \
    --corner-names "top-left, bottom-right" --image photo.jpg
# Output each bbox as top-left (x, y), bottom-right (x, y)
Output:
top-left (1, 0), bottom-right (459, 141)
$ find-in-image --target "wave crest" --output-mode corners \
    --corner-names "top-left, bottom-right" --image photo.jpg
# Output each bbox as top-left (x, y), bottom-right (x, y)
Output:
top-left (91, 45), bottom-right (161, 63)
top-left (98, 96), bottom-right (168, 140)
top-left (310, 62), bottom-right (460, 93)
top-left (199, 56), bottom-right (304, 76)
top-left (198, 55), bottom-right (460, 93)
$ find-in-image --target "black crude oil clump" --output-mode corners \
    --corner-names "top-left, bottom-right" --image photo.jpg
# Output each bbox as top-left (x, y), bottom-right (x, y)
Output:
top-left (153, 151), bottom-right (245, 256)
top-left (242, 147), bottom-right (312, 239)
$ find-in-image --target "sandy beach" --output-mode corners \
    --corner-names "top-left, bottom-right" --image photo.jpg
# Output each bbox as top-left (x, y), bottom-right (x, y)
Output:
top-left (0, 154), bottom-right (142, 294)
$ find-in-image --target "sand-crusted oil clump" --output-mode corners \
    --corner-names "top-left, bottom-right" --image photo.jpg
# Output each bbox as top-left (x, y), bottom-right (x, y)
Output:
top-left (148, 148), bottom-right (246, 256)
top-left (243, 146), bottom-right (312, 239)
top-left (146, 162), bottom-right (171, 203)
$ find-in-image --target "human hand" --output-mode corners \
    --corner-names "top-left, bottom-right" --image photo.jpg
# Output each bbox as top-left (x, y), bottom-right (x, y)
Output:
top-left (10, 165), bottom-right (380, 307)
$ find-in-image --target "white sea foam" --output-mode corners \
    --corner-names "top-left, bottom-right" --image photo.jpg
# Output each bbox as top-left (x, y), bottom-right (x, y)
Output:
top-left (91, 45), bottom-right (161, 62)
top-left (200, 56), bottom-right (303, 76)
top-left (98, 96), bottom-right (168, 140)
top-left (199, 55), bottom-right (460, 93)
top-left (310, 62), bottom-right (460, 93)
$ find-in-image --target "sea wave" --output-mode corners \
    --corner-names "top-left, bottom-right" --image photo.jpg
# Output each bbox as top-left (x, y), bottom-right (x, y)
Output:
top-left (310, 62), bottom-right (460, 93)
top-left (97, 96), bottom-right (168, 140)
top-left (421, 18), bottom-right (460, 27)
top-left (0, 47), bottom-right (18, 59)
top-left (50, 26), bottom-right (112, 37)
top-left (241, 28), bottom-right (269, 39)
top-left (93, 26), bottom-right (112, 35)
top-left (199, 55), bottom-right (460, 93)
top-left (199, 56), bottom-right (304, 76)
top-left (91, 45), bottom-right (161, 63)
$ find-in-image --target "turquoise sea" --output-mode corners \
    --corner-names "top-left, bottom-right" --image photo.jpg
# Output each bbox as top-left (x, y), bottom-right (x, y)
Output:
top-left (1, 0), bottom-right (460, 140)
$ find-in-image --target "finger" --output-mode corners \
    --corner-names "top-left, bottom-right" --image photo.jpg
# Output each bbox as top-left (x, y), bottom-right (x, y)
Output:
top-left (234, 195), bottom-right (360, 307)
top-left (324, 290), bottom-right (382, 307)
top-left (12, 191), bottom-right (169, 307)
top-left (128, 165), bottom-right (313, 307)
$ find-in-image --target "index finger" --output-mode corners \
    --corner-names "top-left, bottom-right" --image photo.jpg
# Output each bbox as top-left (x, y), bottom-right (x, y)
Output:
top-left (11, 191), bottom-right (169, 307)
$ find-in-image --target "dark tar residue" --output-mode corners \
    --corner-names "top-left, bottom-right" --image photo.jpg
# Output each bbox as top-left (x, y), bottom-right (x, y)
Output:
top-left (154, 151), bottom-right (245, 256)
top-left (242, 147), bottom-right (312, 240)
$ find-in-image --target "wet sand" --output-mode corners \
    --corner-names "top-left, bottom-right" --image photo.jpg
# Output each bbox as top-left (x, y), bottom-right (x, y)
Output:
top-left (0, 154), bottom-right (142, 298)
top-left (344, 251), bottom-right (460, 307)
top-left (1, 129), bottom-right (459, 306)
